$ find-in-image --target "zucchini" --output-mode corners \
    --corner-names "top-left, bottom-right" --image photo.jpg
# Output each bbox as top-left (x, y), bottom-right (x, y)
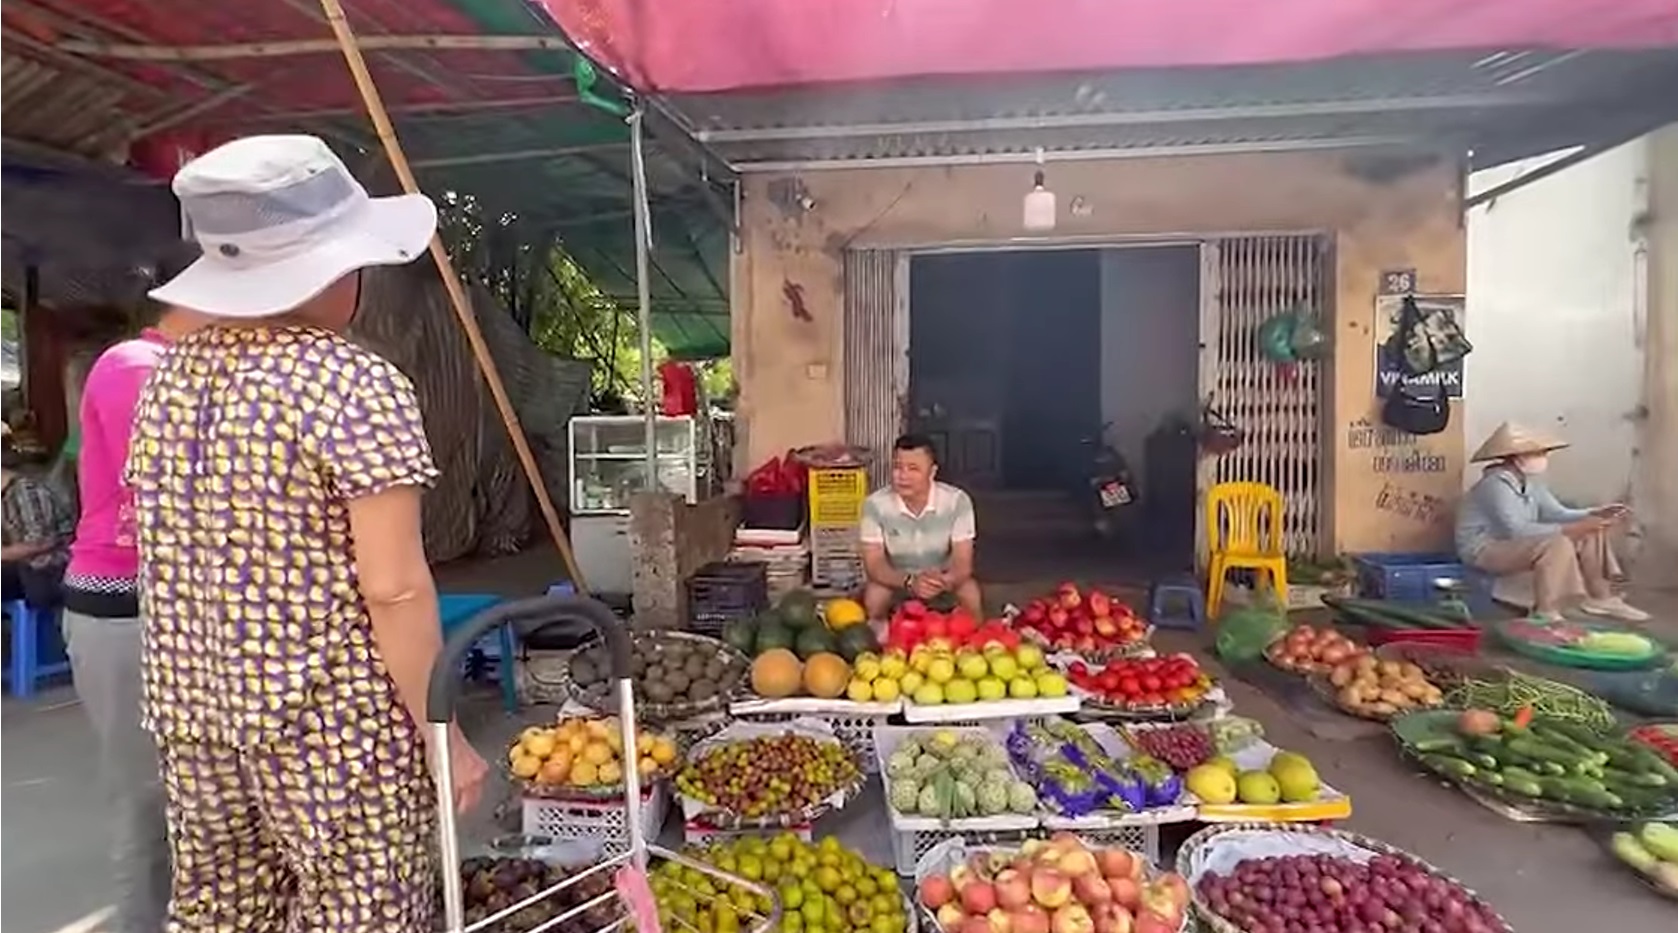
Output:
top-left (1330, 597), bottom-right (1468, 630)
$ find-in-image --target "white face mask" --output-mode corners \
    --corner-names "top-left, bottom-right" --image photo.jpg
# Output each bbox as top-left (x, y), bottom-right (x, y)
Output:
top-left (1513, 453), bottom-right (1550, 475)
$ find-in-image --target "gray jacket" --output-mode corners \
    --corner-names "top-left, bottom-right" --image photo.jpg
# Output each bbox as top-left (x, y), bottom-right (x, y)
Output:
top-left (1455, 467), bottom-right (1592, 560)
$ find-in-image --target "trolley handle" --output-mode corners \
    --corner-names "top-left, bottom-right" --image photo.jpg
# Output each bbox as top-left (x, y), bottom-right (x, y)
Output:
top-left (424, 594), bottom-right (629, 724)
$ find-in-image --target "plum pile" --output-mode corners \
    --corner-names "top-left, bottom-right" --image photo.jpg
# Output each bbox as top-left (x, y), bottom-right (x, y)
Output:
top-left (1131, 725), bottom-right (1213, 771)
top-left (454, 857), bottom-right (619, 933)
top-left (1196, 853), bottom-right (1506, 933)
top-left (676, 733), bottom-right (860, 818)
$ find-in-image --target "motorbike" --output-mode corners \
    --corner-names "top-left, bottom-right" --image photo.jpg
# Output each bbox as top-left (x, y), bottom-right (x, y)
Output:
top-left (1080, 422), bottom-right (1139, 540)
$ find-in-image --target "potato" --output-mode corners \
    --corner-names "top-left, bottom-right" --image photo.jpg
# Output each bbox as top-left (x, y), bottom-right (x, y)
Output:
top-left (1398, 662), bottom-right (1425, 681)
top-left (1330, 665), bottom-right (1356, 687)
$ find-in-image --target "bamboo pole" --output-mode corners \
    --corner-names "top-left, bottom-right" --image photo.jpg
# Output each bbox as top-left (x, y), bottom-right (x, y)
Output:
top-left (61, 33), bottom-right (570, 62)
top-left (316, 0), bottom-right (588, 593)
top-left (628, 109), bottom-right (661, 507)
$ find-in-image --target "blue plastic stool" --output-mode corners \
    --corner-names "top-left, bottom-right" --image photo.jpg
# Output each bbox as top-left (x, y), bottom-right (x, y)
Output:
top-left (3, 599), bottom-right (73, 699)
top-left (439, 594), bottom-right (517, 713)
top-left (1147, 576), bottom-right (1207, 631)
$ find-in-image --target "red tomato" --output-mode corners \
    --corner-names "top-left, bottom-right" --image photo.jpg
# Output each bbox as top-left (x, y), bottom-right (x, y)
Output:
top-left (1118, 677), bottom-right (1142, 697)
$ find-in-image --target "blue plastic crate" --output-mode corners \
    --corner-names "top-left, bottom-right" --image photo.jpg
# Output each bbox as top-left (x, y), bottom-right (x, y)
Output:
top-left (1352, 552), bottom-right (1494, 617)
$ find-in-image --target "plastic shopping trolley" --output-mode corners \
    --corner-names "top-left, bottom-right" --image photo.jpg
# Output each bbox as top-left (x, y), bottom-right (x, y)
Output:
top-left (429, 596), bottom-right (785, 933)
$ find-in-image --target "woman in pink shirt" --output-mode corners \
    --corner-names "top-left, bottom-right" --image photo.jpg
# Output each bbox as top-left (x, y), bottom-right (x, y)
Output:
top-left (63, 247), bottom-right (202, 933)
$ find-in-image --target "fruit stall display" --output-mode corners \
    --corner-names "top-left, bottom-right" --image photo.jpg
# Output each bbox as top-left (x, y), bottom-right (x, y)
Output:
top-left (651, 834), bottom-right (914, 933)
top-left (1012, 584), bottom-right (1150, 659)
top-left (506, 715), bottom-right (681, 796)
top-left (1606, 821), bottom-right (1678, 899)
top-left (1005, 720), bottom-right (1198, 830)
top-left (1629, 722), bottom-right (1678, 767)
top-left (726, 591), bottom-right (886, 673)
top-left (453, 854), bottom-right (621, 933)
top-left (1492, 618), bottom-right (1665, 670)
top-left (1308, 654), bottom-right (1445, 721)
top-left (1057, 654), bottom-right (1224, 720)
top-left (1391, 708), bottom-right (1678, 820)
top-left (1263, 624), bottom-right (1367, 676)
top-left (566, 630), bottom-right (747, 719)
top-left (1178, 823), bottom-right (1514, 933)
top-left (915, 833), bottom-right (1194, 933)
top-left (676, 720), bottom-right (866, 828)
top-left (898, 639), bottom-right (1077, 723)
top-left (878, 728), bottom-right (1042, 828)
top-left (1165, 736), bottom-right (1349, 823)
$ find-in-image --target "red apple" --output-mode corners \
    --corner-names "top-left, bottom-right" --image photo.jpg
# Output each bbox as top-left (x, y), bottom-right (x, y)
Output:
top-left (1106, 877), bottom-right (1141, 913)
top-left (1046, 606), bottom-right (1070, 629)
top-left (920, 875), bottom-right (956, 910)
top-left (1095, 849), bottom-right (1140, 882)
top-left (995, 870), bottom-right (1032, 910)
top-left (1050, 904), bottom-right (1094, 933)
top-left (1030, 869), bottom-right (1072, 909)
top-left (938, 905), bottom-right (966, 930)
top-left (1091, 904), bottom-right (1133, 933)
top-left (960, 916), bottom-right (993, 933)
top-left (962, 882), bottom-right (999, 915)
top-left (1010, 906), bottom-right (1050, 933)
top-left (1093, 617), bottom-right (1118, 638)
top-left (1071, 874), bottom-right (1112, 906)
top-left (986, 909), bottom-right (1012, 933)
top-left (1087, 591), bottom-right (1112, 618)
top-left (1058, 848), bottom-right (1098, 878)
top-left (1137, 885), bottom-right (1179, 925)
top-left (1151, 875), bottom-right (1189, 913)
top-left (1058, 583), bottom-right (1083, 610)
top-left (950, 865), bottom-right (976, 893)
top-left (1131, 912), bottom-right (1175, 933)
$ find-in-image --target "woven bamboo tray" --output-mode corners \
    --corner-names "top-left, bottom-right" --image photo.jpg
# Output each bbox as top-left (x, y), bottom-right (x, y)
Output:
top-left (560, 630), bottom-right (748, 722)
top-left (1175, 822), bottom-right (1515, 933)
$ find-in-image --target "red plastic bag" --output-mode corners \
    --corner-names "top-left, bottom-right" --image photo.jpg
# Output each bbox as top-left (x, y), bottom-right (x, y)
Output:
top-left (747, 455), bottom-right (807, 497)
top-left (658, 360), bottom-right (698, 416)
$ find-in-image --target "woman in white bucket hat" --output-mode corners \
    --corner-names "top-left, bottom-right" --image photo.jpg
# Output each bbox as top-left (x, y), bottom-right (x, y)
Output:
top-left (125, 134), bottom-right (487, 930)
top-left (1454, 421), bottom-right (1647, 622)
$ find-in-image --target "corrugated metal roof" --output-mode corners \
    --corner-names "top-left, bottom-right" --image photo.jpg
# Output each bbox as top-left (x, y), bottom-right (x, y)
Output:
top-left (662, 49), bottom-right (1678, 170)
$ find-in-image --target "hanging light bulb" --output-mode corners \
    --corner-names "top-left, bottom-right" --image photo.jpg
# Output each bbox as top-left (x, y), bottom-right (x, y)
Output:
top-left (1022, 147), bottom-right (1057, 232)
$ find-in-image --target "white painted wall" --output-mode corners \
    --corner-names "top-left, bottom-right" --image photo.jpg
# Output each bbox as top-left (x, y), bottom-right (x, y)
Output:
top-left (1464, 139), bottom-right (1650, 509)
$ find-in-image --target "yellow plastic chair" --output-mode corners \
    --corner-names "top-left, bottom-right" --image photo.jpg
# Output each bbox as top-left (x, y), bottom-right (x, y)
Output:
top-left (1205, 481), bottom-right (1289, 618)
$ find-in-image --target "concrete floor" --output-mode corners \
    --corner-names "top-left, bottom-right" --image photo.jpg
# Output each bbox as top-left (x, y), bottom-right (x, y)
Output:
top-left (6, 583), bottom-right (1675, 933)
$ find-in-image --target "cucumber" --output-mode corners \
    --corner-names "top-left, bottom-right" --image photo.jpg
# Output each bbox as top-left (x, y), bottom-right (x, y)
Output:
top-left (1501, 773), bottom-right (1545, 797)
top-left (1322, 596), bottom-right (1414, 630)
top-left (1463, 751), bottom-right (1500, 771)
top-left (1544, 777), bottom-right (1623, 810)
top-left (1505, 737), bottom-right (1595, 770)
top-left (1421, 754), bottom-right (1477, 779)
top-left (1477, 771), bottom-right (1506, 787)
top-left (1410, 736), bottom-right (1465, 754)
top-left (1530, 726), bottom-right (1609, 764)
top-left (1602, 766), bottom-right (1668, 788)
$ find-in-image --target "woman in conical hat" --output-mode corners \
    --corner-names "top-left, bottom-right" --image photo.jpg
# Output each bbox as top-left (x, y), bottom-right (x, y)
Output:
top-left (1455, 421), bottom-right (1647, 621)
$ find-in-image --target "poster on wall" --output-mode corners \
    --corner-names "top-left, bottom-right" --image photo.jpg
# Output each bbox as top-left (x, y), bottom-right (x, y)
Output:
top-left (1373, 293), bottom-right (1467, 399)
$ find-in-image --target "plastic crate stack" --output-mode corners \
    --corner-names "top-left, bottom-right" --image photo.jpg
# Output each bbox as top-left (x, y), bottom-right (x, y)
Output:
top-left (728, 527), bottom-right (810, 601)
top-left (685, 561), bottom-right (769, 637)
top-left (807, 466), bottom-right (867, 591)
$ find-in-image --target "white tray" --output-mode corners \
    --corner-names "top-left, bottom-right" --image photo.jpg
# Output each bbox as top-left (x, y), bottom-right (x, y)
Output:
top-left (873, 724), bottom-right (1041, 833)
top-left (729, 696), bottom-right (902, 716)
top-left (902, 695), bottom-right (1080, 723)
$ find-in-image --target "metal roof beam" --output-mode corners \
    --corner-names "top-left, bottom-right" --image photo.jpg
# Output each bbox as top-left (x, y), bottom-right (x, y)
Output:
top-left (730, 135), bottom-right (1410, 173)
top-left (241, 94), bottom-right (580, 123)
top-left (411, 143), bottom-right (628, 169)
top-left (692, 94), bottom-right (1548, 144)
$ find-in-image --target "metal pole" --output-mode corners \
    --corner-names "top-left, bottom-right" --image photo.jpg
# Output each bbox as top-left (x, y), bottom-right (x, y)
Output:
top-left (629, 106), bottom-right (659, 493)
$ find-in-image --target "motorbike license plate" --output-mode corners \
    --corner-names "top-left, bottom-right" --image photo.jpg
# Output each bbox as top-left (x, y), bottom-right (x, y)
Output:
top-left (1099, 481), bottom-right (1131, 508)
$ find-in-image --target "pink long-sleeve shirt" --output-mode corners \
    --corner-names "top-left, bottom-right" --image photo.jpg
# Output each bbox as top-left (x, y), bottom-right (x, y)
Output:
top-left (65, 330), bottom-right (170, 583)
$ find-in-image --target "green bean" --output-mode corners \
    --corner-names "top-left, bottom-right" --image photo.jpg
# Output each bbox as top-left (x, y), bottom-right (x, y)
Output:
top-left (1445, 675), bottom-right (1617, 731)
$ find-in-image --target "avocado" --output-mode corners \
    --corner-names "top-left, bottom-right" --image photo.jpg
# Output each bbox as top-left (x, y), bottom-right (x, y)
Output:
top-left (794, 626), bottom-right (838, 660)
top-left (778, 590), bottom-right (821, 630)
top-left (835, 625), bottom-right (880, 662)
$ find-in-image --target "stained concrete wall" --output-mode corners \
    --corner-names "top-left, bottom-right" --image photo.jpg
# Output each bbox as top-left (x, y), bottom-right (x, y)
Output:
top-left (731, 150), bottom-right (1468, 555)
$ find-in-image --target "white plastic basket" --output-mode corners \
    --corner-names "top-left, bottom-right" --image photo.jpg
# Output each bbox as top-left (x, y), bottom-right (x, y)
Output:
top-left (520, 784), bottom-right (669, 859)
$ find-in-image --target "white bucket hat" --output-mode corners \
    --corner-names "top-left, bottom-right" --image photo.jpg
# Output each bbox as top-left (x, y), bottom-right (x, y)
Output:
top-left (149, 134), bottom-right (436, 318)
top-left (1470, 421), bottom-right (1569, 462)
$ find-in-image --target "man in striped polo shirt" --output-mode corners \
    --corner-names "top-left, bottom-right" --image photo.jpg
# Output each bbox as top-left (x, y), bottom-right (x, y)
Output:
top-left (859, 434), bottom-right (983, 621)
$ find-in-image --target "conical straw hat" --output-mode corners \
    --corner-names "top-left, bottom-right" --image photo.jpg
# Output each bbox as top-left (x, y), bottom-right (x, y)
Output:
top-left (1470, 421), bottom-right (1568, 462)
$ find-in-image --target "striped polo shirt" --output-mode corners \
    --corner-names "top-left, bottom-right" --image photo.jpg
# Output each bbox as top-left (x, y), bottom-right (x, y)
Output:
top-left (858, 482), bottom-right (977, 573)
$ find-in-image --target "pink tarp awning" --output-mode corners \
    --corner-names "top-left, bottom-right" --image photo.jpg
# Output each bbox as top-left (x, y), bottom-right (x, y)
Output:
top-left (541, 0), bottom-right (1678, 92)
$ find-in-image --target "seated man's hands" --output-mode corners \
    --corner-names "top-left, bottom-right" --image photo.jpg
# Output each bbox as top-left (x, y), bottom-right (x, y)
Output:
top-left (910, 571), bottom-right (948, 599)
top-left (1593, 503), bottom-right (1631, 521)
